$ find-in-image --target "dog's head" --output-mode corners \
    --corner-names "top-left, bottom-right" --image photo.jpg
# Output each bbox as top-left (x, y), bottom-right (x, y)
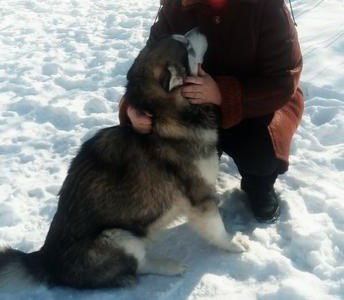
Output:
top-left (125, 28), bottom-right (218, 138)
top-left (126, 28), bottom-right (207, 106)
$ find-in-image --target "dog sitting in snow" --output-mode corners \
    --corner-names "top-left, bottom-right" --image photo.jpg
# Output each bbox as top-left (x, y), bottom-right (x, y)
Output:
top-left (0, 28), bottom-right (248, 290)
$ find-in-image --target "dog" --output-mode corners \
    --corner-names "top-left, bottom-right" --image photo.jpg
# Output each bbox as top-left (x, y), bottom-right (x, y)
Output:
top-left (0, 28), bottom-right (248, 290)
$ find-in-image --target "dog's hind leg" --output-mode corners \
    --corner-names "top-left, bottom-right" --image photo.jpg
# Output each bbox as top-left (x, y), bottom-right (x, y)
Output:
top-left (103, 229), bottom-right (186, 277)
top-left (51, 230), bottom-right (139, 288)
top-left (187, 200), bottom-right (249, 253)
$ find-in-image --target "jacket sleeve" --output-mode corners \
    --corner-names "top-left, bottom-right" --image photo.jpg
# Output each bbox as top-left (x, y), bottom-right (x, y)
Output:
top-left (217, 0), bottom-right (303, 128)
top-left (118, 96), bottom-right (131, 124)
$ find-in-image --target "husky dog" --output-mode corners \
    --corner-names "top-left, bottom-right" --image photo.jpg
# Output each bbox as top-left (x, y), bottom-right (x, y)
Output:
top-left (0, 28), bottom-right (248, 290)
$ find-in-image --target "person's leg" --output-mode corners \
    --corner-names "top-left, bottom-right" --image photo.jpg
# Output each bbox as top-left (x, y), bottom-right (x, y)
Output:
top-left (219, 114), bottom-right (283, 222)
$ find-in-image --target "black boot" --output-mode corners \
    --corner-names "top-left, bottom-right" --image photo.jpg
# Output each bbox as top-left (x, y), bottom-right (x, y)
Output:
top-left (241, 173), bottom-right (280, 223)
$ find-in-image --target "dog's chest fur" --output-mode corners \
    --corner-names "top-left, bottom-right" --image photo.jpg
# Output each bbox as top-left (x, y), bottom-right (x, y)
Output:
top-left (195, 152), bottom-right (219, 186)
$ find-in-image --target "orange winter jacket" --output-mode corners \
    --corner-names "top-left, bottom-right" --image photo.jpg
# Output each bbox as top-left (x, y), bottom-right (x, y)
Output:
top-left (118, 0), bottom-right (304, 165)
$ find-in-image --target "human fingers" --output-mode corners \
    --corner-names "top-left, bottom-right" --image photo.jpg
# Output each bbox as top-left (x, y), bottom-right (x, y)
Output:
top-left (183, 67), bottom-right (210, 86)
top-left (182, 91), bottom-right (203, 101)
top-left (181, 84), bottom-right (203, 99)
top-left (182, 80), bottom-right (221, 105)
top-left (182, 81), bottom-right (205, 93)
top-left (183, 76), bottom-right (203, 85)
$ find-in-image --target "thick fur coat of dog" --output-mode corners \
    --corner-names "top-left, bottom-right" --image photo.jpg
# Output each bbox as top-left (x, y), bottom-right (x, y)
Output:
top-left (0, 29), bottom-right (248, 290)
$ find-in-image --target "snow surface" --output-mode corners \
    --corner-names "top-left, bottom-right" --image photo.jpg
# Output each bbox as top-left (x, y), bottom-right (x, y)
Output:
top-left (0, 0), bottom-right (343, 299)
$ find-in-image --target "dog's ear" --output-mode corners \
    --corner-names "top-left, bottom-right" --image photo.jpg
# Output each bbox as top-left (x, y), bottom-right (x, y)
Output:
top-left (172, 28), bottom-right (208, 76)
top-left (167, 64), bottom-right (184, 91)
top-left (171, 34), bottom-right (188, 45)
top-left (157, 63), bottom-right (185, 92)
top-left (184, 28), bottom-right (208, 76)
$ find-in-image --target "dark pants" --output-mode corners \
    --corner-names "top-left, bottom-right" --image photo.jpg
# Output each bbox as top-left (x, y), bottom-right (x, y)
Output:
top-left (219, 114), bottom-right (284, 189)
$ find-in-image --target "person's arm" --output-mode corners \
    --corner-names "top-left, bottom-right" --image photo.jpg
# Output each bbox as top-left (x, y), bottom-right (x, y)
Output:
top-left (118, 96), bottom-right (153, 133)
top-left (217, 0), bottom-right (303, 128)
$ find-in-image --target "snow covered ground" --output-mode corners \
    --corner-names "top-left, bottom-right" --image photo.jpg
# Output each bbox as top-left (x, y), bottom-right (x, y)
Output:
top-left (0, 0), bottom-right (343, 299)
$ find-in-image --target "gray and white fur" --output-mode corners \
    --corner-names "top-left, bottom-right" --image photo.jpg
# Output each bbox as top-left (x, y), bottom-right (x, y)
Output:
top-left (172, 27), bottom-right (208, 76)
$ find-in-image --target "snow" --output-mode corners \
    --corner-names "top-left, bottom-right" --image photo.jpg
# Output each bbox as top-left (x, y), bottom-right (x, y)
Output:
top-left (0, 0), bottom-right (343, 299)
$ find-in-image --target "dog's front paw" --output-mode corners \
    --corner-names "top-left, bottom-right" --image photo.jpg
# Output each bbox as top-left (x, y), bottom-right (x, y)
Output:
top-left (163, 259), bottom-right (188, 276)
top-left (226, 234), bottom-right (250, 253)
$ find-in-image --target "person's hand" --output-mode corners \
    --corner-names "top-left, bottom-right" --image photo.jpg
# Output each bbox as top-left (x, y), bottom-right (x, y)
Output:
top-left (127, 105), bottom-right (153, 134)
top-left (181, 64), bottom-right (222, 105)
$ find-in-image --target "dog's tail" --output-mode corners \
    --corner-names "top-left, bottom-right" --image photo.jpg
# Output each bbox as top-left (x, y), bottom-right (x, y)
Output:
top-left (0, 247), bottom-right (46, 291)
